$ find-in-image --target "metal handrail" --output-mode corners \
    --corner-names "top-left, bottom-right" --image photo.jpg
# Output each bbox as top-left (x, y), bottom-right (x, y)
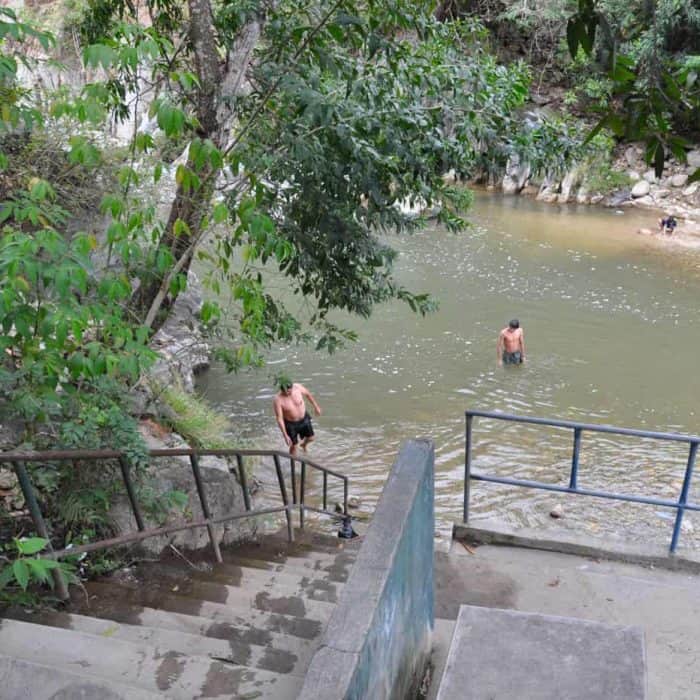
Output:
top-left (1, 446), bottom-right (350, 600)
top-left (464, 409), bottom-right (700, 554)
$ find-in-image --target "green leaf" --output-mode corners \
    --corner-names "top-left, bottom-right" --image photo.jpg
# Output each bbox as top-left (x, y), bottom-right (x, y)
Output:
top-left (16, 537), bottom-right (48, 555)
top-left (688, 168), bottom-right (700, 184)
top-left (12, 559), bottom-right (29, 590)
top-left (26, 558), bottom-right (52, 584)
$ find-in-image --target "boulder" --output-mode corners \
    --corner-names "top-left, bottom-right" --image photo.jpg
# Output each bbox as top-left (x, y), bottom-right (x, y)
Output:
top-left (683, 182), bottom-right (699, 197)
top-left (576, 189), bottom-right (591, 205)
top-left (148, 274), bottom-right (210, 393)
top-left (502, 154), bottom-right (531, 195)
top-left (654, 189), bottom-right (670, 199)
top-left (627, 170), bottom-right (640, 181)
top-left (624, 146), bottom-right (640, 167)
top-left (109, 427), bottom-right (257, 556)
top-left (631, 180), bottom-right (651, 198)
top-left (558, 168), bottom-right (580, 203)
top-left (643, 170), bottom-right (657, 183)
top-left (537, 188), bottom-right (559, 203)
top-left (687, 150), bottom-right (700, 169)
top-left (670, 173), bottom-right (688, 188)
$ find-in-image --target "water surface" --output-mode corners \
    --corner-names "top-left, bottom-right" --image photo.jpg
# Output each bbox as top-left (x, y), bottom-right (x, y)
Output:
top-left (197, 194), bottom-right (700, 552)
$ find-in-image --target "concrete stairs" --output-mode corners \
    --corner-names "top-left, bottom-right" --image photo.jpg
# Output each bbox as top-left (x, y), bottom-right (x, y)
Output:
top-left (0, 532), bottom-right (359, 700)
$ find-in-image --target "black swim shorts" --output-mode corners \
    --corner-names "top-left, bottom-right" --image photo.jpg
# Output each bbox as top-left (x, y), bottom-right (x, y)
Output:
top-left (503, 351), bottom-right (522, 365)
top-left (285, 412), bottom-right (314, 444)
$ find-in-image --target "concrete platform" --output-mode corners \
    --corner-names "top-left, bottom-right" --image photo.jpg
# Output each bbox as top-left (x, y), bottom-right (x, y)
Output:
top-left (437, 605), bottom-right (646, 699)
top-left (435, 540), bottom-right (700, 699)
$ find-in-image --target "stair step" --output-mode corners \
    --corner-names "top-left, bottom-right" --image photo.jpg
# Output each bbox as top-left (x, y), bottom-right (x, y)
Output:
top-left (226, 537), bottom-right (360, 561)
top-left (6, 608), bottom-right (314, 677)
top-left (65, 598), bottom-right (318, 656)
top-left (223, 543), bottom-right (358, 574)
top-left (0, 618), bottom-right (303, 700)
top-left (220, 553), bottom-right (351, 582)
top-left (138, 560), bottom-right (344, 604)
top-left (81, 581), bottom-right (327, 640)
top-left (0, 654), bottom-right (163, 700)
top-left (90, 571), bottom-right (337, 620)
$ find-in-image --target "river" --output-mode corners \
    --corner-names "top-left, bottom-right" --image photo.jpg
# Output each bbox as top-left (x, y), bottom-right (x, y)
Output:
top-left (196, 193), bottom-right (700, 552)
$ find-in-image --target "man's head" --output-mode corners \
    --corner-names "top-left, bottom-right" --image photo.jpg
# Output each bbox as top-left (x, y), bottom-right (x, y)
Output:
top-left (508, 319), bottom-right (520, 329)
top-left (276, 373), bottom-right (293, 395)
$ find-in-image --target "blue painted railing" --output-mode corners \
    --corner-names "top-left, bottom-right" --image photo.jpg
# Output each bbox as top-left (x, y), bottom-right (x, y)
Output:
top-left (464, 410), bottom-right (700, 553)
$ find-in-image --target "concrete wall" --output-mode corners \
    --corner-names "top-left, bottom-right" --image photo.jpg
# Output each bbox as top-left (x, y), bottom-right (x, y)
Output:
top-left (298, 439), bottom-right (435, 700)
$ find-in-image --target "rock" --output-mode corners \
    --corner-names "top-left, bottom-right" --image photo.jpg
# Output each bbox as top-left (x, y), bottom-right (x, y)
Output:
top-left (590, 194), bottom-right (605, 204)
top-left (670, 173), bottom-right (688, 188)
top-left (606, 189), bottom-right (631, 206)
top-left (109, 429), bottom-right (255, 556)
top-left (148, 273), bottom-right (210, 394)
top-left (627, 170), bottom-right (640, 181)
top-left (549, 504), bottom-right (564, 519)
top-left (687, 150), bottom-right (700, 169)
top-left (0, 468), bottom-right (17, 490)
top-left (576, 190), bottom-right (590, 205)
top-left (531, 92), bottom-right (552, 106)
top-left (654, 189), bottom-right (670, 199)
top-left (634, 195), bottom-right (654, 207)
top-left (442, 169), bottom-right (457, 184)
top-left (348, 495), bottom-right (361, 509)
top-left (502, 154), bottom-right (531, 195)
top-left (643, 170), bottom-right (657, 183)
top-left (683, 182), bottom-right (699, 197)
top-left (631, 180), bottom-right (651, 198)
top-left (624, 146), bottom-right (640, 167)
top-left (558, 169), bottom-right (580, 203)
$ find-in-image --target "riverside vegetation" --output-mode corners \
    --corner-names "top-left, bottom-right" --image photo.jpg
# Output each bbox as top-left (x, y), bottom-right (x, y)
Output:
top-left (0, 0), bottom-right (698, 601)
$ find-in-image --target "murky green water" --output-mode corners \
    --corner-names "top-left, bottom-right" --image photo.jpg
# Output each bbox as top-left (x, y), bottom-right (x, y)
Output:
top-left (196, 193), bottom-right (700, 552)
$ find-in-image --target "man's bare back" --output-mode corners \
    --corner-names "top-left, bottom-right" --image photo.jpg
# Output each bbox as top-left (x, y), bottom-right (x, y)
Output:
top-left (497, 319), bottom-right (525, 365)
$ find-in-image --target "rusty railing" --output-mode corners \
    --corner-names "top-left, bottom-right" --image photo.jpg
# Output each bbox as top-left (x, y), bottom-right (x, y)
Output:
top-left (1, 447), bottom-right (350, 600)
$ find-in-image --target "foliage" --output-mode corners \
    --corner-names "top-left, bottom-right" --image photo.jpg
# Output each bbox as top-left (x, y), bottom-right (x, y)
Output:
top-left (160, 384), bottom-right (236, 449)
top-left (565, 0), bottom-right (700, 178)
top-left (0, 1), bottom-right (588, 596)
top-left (0, 537), bottom-right (78, 606)
top-left (71, 0), bottom-right (580, 360)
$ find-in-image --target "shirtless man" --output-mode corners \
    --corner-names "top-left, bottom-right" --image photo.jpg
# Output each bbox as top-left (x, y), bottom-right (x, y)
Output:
top-left (497, 319), bottom-right (525, 366)
top-left (273, 375), bottom-right (322, 455)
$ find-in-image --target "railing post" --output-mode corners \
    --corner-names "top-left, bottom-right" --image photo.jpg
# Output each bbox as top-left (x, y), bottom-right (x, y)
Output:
top-left (464, 413), bottom-right (473, 523)
top-left (10, 461), bottom-right (69, 601)
top-left (118, 457), bottom-right (145, 531)
top-left (290, 458), bottom-right (297, 504)
top-left (322, 471), bottom-right (328, 511)
top-left (188, 455), bottom-right (223, 563)
top-left (235, 454), bottom-right (251, 511)
top-left (299, 461), bottom-right (306, 529)
top-left (670, 442), bottom-right (698, 553)
top-left (273, 454), bottom-right (294, 542)
top-left (343, 477), bottom-right (349, 516)
top-left (569, 428), bottom-right (582, 490)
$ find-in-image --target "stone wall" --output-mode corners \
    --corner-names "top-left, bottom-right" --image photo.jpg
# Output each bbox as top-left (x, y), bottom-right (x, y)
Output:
top-left (298, 439), bottom-right (435, 700)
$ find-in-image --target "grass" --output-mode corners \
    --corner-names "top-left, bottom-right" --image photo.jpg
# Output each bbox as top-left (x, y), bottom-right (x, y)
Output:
top-left (160, 385), bottom-right (236, 449)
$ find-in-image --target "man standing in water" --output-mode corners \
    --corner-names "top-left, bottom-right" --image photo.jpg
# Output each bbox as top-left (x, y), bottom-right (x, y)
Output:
top-left (497, 319), bottom-right (526, 365)
top-left (273, 374), bottom-right (322, 455)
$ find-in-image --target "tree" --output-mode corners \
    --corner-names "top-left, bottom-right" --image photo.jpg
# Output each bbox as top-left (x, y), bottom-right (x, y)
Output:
top-left (566, 0), bottom-right (700, 178)
top-left (70, 0), bottom-right (577, 364)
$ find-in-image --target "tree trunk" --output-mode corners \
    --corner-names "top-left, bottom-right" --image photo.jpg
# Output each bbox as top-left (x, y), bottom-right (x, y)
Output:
top-left (130, 0), bottom-right (262, 331)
